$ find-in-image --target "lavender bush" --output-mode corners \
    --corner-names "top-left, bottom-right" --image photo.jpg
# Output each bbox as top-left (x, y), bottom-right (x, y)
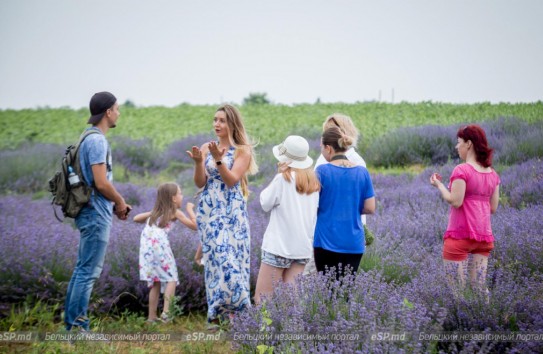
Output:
top-left (231, 162), bottom-right (543, 352)
top-left (365, 124), bottom-right (456, 167)
top-left (161, 133), bottom-right (215, 172)
top-left (0, 195), bottom-right (75, 314)
top-left (0, 184), bottom-right (207, 316)
top-left (232, 269), bottom-right (447, 353)
top-left (499, 158), bottom-right (543, 209)
top-left (2, 158), bottom-right (541, 351)
top-left (0, 143), bottom-right (62, 194)
top-left (364, 117), bottom-right (543, 168)
top-left (486, 119), bottom-right (543, 165)
top-left (1, 122), bottom-right (542, 351)
top-left (111, 137), bottom-right (164, 178)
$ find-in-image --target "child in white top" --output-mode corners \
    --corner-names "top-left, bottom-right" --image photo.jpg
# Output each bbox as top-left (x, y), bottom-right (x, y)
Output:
top-left (254, 136), bottom-right (320, 304)
top-left (133, 182), bottom-right (196, 323)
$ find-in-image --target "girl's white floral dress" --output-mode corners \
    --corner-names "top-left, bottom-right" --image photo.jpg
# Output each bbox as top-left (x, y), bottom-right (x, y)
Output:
top-left (139, 219), bottom-right (178, 293)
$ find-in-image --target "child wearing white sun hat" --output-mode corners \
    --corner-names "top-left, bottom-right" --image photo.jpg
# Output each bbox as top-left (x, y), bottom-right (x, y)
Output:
top-left (254, 135), bottom-right (320, 304)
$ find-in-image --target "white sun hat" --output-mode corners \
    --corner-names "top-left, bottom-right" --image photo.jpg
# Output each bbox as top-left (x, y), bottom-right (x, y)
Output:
top-left (272, 135), bottom-right (314, 169)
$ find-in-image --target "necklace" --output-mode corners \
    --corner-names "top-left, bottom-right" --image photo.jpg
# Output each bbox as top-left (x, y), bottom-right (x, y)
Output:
top-left (330, 155), bottom-right (348, 161)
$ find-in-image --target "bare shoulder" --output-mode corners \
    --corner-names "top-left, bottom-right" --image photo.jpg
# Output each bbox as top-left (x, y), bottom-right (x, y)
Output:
top-left (234, 145), bottom-right (252, 157)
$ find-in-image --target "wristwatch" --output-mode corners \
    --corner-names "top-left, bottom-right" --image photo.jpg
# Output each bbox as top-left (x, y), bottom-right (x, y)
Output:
top-left (216, 160), bottom-right (222, 166)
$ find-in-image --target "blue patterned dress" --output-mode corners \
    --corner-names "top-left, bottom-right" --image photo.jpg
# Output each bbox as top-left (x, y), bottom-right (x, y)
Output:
top-left (197, 146), bottom-right (251, 322)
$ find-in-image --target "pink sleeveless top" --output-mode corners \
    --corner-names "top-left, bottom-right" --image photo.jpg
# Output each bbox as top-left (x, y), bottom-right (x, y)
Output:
top-left (444, 163), bottom-right (500, 242)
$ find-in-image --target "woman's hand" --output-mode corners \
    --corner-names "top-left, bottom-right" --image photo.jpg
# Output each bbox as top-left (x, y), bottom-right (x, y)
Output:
top-left (277, 161), bottom-right (291, 173)
top-left (208, 141), bottom-right (226, 162)
top-left (194, 243), bottom-right (203, 266)
top-left (187, 146), bottom-right (204, 163)
top-left (429, 173), bottom-right (442, 187)
top-left (430, 172), bottom-right (465, 207)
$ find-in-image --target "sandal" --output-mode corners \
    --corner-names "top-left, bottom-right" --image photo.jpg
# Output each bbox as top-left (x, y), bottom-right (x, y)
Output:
top-left (206, 318), bottom-right (221, 332)
top-left (160, 312), bottom-right (172, 323)
top-left (206, 323), bottom-right (220, 332)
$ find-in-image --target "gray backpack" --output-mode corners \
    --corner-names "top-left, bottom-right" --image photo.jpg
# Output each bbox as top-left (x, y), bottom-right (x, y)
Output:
top-left (48, 130), bottom-right (106, 221)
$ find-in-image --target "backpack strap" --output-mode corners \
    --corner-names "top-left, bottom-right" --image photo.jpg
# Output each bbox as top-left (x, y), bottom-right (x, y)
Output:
top-left (53, 205), bottom-right (64, 222)
top-left (75, 129), bottom-right (111, 188)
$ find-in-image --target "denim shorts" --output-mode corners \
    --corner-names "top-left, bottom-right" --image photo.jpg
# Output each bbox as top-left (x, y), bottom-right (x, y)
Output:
top-left (261, 250), bottom-right (309, 269)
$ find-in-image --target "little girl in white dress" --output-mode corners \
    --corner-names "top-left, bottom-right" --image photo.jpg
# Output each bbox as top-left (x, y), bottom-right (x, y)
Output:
top-left (133, 182), bottom-right (196, 323)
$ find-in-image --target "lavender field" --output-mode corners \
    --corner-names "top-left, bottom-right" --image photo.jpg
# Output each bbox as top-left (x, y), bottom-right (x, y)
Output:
top-left (1, 116), bottom-right (542, 352)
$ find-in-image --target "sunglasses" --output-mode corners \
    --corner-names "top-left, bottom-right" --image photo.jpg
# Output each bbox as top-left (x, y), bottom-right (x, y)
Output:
top-left (329, 117), bottom-right (340, 128)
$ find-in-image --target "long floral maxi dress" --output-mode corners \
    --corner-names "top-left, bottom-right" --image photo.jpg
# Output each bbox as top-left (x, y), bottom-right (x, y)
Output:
top-left (139, 219), bottom-right (179, 293)
top-left (197, 147), bottom-right (251, 322)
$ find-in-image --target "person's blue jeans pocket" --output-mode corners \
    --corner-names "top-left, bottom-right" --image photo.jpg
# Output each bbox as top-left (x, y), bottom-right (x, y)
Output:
top-left (64, 207), bottom-right (110, 330)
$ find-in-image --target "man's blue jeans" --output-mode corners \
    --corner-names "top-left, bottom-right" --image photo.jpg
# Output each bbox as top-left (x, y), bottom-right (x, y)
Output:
top-left (64, 207), bottom-right (110, 330)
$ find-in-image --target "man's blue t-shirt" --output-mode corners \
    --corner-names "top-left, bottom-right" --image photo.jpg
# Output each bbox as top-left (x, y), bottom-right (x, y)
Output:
top-left (78, 127), bottom-right (113, 222)
top-left (314, 164), bottom-right (375, 254)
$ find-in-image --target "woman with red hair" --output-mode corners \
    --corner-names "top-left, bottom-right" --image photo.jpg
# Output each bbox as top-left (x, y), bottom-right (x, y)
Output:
top-left (430, 124), bottom-right (500, 294)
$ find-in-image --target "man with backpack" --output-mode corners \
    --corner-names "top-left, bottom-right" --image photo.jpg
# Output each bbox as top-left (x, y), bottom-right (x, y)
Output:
top-left (64, 91), bottom-right (131, 332)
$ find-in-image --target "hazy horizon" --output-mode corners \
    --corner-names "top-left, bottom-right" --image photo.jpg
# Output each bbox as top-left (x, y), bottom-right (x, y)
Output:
top-left (1, 0), bottom-right (542, 110)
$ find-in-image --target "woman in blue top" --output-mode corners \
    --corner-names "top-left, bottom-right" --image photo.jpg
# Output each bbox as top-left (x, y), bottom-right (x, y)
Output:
top-left (314, 127), bottom-right (376, 277)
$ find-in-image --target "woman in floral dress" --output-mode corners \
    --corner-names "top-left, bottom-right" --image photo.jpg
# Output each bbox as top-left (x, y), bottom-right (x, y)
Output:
top-left (187, 104), bottom-right (258, 325)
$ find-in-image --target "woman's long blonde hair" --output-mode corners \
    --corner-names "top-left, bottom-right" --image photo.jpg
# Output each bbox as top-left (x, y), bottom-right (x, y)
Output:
top-left (217, 104), bottom-right (258, 198)
top-left (149, 182), bottom-right (179, 228)
top-left (282, 167), bottom-right (320, 194)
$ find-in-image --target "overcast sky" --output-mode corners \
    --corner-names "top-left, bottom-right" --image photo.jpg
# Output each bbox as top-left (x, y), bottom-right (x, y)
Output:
top-left (1, 0), bottom-right (542, 110)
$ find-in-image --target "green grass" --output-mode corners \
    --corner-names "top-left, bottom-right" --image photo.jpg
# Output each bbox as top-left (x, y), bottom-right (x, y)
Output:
top-left (1, 102), bottom-right (542, 150)
top-left (0, 300), bottom-right (235, 353)
top-left (368, 164), bottom-right (426, 176)
top-left (358, 249), bottom-right (414, 285)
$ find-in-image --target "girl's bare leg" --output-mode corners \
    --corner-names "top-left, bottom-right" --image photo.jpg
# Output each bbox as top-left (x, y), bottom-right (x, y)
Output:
top-left (148, 282), bottom-right (161, 320)
top-left (162, 281), bottom-right (177, 317)
top-left (469, 254), bottom-right (490, 301)
top-left (283, 263), bottom-right (305, 284)
top-left (254, 263), bottom-right (284, 305)
top-left (443, 259), bottom-right (468, 291)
